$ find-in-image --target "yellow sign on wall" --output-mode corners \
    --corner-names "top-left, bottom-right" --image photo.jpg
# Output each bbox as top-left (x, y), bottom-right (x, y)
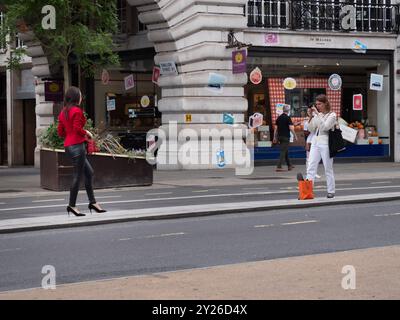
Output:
top-left (185, 114), bottom-right (192, 123)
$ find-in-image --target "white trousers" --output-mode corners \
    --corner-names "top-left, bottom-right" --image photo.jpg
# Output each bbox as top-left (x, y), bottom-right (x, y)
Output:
top-left (306, 144), bottom-right (335, 194)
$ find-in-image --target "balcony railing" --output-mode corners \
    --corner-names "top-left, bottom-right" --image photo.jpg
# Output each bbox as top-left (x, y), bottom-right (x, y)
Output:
top-left (248, 0), bottom-right (400, 33)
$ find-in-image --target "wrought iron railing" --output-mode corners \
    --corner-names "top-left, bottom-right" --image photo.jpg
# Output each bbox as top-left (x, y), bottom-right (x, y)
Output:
top-left (248, 0), bottom-right (400, 33)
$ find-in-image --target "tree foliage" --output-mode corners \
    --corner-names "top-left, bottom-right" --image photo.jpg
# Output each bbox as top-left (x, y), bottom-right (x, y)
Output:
top-left (0, 0), bottom-right (120, 83)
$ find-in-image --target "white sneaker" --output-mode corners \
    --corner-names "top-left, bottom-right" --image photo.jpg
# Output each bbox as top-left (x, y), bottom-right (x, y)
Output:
top-left (315, 174), bottom-right (321, 179)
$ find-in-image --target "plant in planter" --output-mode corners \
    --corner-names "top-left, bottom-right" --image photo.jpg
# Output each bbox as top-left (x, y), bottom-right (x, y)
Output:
top-left (39, 117), bottom-right (153, 191)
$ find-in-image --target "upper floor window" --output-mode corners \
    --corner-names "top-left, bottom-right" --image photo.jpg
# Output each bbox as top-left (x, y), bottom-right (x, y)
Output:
top-left (117, 0), bottom-right (127, 34)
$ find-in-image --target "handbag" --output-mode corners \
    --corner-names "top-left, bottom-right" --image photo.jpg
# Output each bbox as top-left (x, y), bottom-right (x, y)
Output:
top-left (86, 139), bottom-right (99, 155)
top-left (329, 124), bottom-right (346, 158)
top-left (298, 180), bottom-right (314, 200)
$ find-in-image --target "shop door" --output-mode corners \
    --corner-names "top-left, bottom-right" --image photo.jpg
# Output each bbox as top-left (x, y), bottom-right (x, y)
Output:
top-left (23, 99), bottom-right (36, 165)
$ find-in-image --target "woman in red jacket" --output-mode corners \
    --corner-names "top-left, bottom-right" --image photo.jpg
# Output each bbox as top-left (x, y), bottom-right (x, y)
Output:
top-left (58, 86), bottom-right (106, 217)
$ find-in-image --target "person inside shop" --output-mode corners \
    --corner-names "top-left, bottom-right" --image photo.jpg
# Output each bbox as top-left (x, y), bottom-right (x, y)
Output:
top-left (306, 94), bottom-right (337, 198)
top-left (273, 104), bottom-right (297, 172)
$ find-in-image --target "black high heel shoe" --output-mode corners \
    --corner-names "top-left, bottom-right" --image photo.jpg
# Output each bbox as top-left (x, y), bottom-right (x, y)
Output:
top-left (88, 203), bottom-right (107, 214)
top-left (67, 206), bottom-right (86, 217)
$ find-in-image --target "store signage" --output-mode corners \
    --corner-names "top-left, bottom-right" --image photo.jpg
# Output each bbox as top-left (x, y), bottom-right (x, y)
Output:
top-left (152, 67), bottom-right (161, 84)
top-left (249, 113), bottom-right (263, 129)
top-left (370, 73), bottom-right (383, 91)
top-left (124, 74), bottom-right (135, 90)
top-left (283, 78), bottom-right (297, 90)
top-left (207, 73), bottom-right (227, 94)
top-left (353, 94), bottom-right (363, 111)
top-left (232, 49), bottom-right (247, 74)
top-left (141, 95), bottom-right (151, 108)
top-left (101, 69), bottom-right (110, 85)
top-left (264, 33), bottom-right (279, 45)
top-left (328, 74), bottom-right (342, 91)
top-left (223, 113), bottom-right (235, 125)
top-left (353, 40), bottom-right (367, 54)
top-left (250, 67), bottom-right (263, 85)
top-left (44, 81), bottom-right (63, 102)
top-left (159, 61), bottom-right (178, 75)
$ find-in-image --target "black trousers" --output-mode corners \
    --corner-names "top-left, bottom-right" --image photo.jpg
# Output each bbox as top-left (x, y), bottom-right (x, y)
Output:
top-left (277, 136), bottom-right (291, 167)
top-left (65, 143), bottom-right (96, 207)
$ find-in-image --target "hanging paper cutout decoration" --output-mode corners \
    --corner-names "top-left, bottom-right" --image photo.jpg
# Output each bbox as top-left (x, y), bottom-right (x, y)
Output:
top-left (250, 67), bottom-right (263, 85)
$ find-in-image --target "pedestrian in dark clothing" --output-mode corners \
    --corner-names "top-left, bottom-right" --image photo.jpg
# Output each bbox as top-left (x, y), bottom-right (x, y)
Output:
top-left (57, 86), bottom-right (106, 217)
top-left (273, 105), bottom-right (297, 172)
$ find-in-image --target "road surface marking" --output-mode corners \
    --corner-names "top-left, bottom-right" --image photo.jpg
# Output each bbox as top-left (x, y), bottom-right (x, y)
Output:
top-left (371, 181), bottom-right (392, 185)
top-left (2, 185), bottom-right (400, 213)
top-left (280, 187), bottom-right (294, 190)
top-left (254, 224), bottom-right (275, 228)
top-left (0, 202), bottom-right (5, 205)
top-left (336, 183), bottom-right (353, 186)
top-left (32, 199), bottom-right (65, 203)
top-left (192, 190), bottom-right (210, 193)
top-left (141, 232), bottom-right (186, 239)
top-left (145, 192), bottom-right (173, 196)
top-left (281, 220), bottom-right (319, 226)
top-left (96, 196), bottom-right (122, 199)
top-left (374, 213), bottom-right (400, 217)
top-left (118, 238), bottom-right (132, 241)
top-left (243, 187), bottom-right (267, 191)
top-left (0, 248), bottom-right (22, 253)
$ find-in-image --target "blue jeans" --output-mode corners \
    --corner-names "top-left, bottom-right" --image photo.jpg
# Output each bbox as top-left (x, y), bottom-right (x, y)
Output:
top-left (65, 143), bottom-right (96, 207)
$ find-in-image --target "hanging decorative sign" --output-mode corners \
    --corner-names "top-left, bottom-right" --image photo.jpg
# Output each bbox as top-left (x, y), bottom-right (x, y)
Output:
top-left (207, 73), bottom-right (227, 94)
top-left (232, 49), bottom-right (247, 74)
top-left (216, 149), bottom-right (226, 168)
top-left (45, 81), bottom-right (64, 102)
top-left (353, 94), bottom-right (363, 111)
top-left (328, 74), bottom-right (342, 91)
top-left (250, 67), bottom-right (263, 85)
top-left (159, 61), bottom-right (178, 75)
top-left (283, 77), bottom-right (297, 90)
top-left (140, 95), bottom-right (151, 108)
top-left (370, 73), bottom-right (383, 91)
top-left (223, 113), bottom-right (235, 125)
top-left (353, 40), bottom-right (367, 54)
top-left (264, 33), bottom-right (279, 45)
top-left (152, 67), bottom-right (161, 84)
top-left (124, 74), bottom-right (135, 91)
top-left (101, 69), bottom-right (110, 85)
top-left (249, 113), bottom-right (264, 129)
top-left (276, 103), bottom-right (290, 116)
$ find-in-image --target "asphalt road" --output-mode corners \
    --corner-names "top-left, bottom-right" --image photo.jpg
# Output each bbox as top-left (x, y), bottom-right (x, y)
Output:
top-left (0, 178), bottom-right (400, 220)
top-left (1, 199), bottom-right (400, 292)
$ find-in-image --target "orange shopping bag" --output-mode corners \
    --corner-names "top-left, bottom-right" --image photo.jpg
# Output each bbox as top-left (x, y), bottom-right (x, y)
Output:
top-left (298, 180), bottom-right (314, 200)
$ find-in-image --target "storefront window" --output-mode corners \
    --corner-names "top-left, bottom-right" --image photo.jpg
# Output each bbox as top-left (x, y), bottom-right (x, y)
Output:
top-left (245, 54), bottom-right (392, 158)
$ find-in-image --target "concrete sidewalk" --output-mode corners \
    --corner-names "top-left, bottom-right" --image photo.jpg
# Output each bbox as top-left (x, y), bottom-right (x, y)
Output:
top-left (1, 245), bottom-right (399, 299)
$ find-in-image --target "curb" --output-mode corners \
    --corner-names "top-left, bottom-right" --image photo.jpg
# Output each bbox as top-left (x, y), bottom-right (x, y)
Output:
top-left (1, 192), bottom-right (400, 234)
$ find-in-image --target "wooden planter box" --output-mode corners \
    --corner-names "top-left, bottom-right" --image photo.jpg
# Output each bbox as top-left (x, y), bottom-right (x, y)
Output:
top-left (40, 148), bottom-right (153, 191)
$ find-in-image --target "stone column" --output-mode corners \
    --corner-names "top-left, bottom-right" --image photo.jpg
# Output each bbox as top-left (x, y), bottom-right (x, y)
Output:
top-left (17, 32), bottom-right (53, 168)
top-left (128, 0), bottom-right (252, 171)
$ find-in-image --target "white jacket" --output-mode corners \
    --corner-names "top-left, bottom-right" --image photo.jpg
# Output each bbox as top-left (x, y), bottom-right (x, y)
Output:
top-left (308, 112), bottom-right (337, 145)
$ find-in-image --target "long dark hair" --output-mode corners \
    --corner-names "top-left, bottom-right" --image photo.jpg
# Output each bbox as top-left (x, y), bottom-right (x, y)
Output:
top-left (63, 86), bottom-right (82, 119)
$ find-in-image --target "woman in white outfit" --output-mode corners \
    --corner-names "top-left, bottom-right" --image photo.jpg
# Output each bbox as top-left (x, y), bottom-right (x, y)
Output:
top-left (306, 94), bottom-right (337, 198)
